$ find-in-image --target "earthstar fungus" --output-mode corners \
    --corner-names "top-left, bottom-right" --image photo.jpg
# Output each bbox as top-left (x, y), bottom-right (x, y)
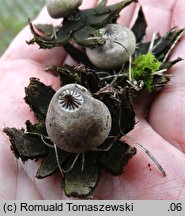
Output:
top-left (86, 24), bottom-right (136, 69)
top-left (46, 0), bottom-right (83, 18)
top-left (3, 0), bottom-right (184, 198)
top-left (46, 84), bottom-right (112, 153)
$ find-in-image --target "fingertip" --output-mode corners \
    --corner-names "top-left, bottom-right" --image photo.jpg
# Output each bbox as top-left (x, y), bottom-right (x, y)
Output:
top-left (33, 7), bottom-right (62, 25)
top-left (117, 1), bottom-right (137, 27)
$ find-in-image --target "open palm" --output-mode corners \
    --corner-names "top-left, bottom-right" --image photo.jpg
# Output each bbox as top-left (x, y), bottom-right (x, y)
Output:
top-left (0, 0), bottom-right (185, 199)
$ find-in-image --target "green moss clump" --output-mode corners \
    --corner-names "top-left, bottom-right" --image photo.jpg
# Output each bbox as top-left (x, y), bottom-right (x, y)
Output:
top-left (132, 52), bottom-right (161, 92)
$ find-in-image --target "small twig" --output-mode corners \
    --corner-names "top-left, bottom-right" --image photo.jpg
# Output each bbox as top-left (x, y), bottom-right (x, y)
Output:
top-left (124, 134), bottom-right (166, 177)
top-left (24, 132), bottom-right (54, 148)
top-left (51, 26), bottom-right (58, 39)
top-left (148, 32), bottom-right (158, 53)
top-left (81, 153), bottom-right (85, 172)
top-left (152, 69), bottom-right (168, 76)
top-left (54, 144), bottom-right (64, 177)
top-left (128, 55), bottom-right (132, 82)
top-left (99, 74), bottom-right (126, 81)
top-left (93, 142), bottom-right (114, 152)
top-left (64, 153), bottom-right (81, 173)
top-left (93, 136), bottom-right (119, 152)
top-left (113, 40), bottom-right (129, 54)
top-left (118, 102), bottom-right (166, 177)
top-left (40, 135), bottom-right (54, 148)
top-left (83, 36), bottom-right (103, 41)
top-left (54, 145), bottom-right (81, 176)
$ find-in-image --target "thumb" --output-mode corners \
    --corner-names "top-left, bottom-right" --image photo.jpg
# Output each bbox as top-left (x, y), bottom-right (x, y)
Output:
top-left (1, 0), bottom-right (98, 65)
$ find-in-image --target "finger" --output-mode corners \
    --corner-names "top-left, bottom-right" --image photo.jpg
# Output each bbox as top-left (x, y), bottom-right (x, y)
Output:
top-left (148, 0), bottom-right (185, 152)
top-left (1, 7), bottom-right (66, 66)
top-left (0, 57), bottom-right (68, 200)
top-left (0, 59), bottom-right (60, 131)
top-left (0, 138), bottom-right (18, 199)
top-left (1, 0), bottom-right (99, 66)
top-left (106, 0), bottom-right (137, 27)
top-left (0, 136), bottom-right (67, 199)
top-left (137, 0), bottom-right (176, 40)
top-left (172, 0), bottom-right (185, 29)
top-left (148, 46), bottom-right (185, 152)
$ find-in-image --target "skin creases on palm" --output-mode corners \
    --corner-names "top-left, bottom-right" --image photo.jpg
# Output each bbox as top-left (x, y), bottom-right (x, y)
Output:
top-left (0, 0), bottom-right (185, 199)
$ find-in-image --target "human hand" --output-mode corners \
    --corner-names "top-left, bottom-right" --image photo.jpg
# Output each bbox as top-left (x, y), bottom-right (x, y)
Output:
top-left (0, 0), bottom-right (185, 199)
